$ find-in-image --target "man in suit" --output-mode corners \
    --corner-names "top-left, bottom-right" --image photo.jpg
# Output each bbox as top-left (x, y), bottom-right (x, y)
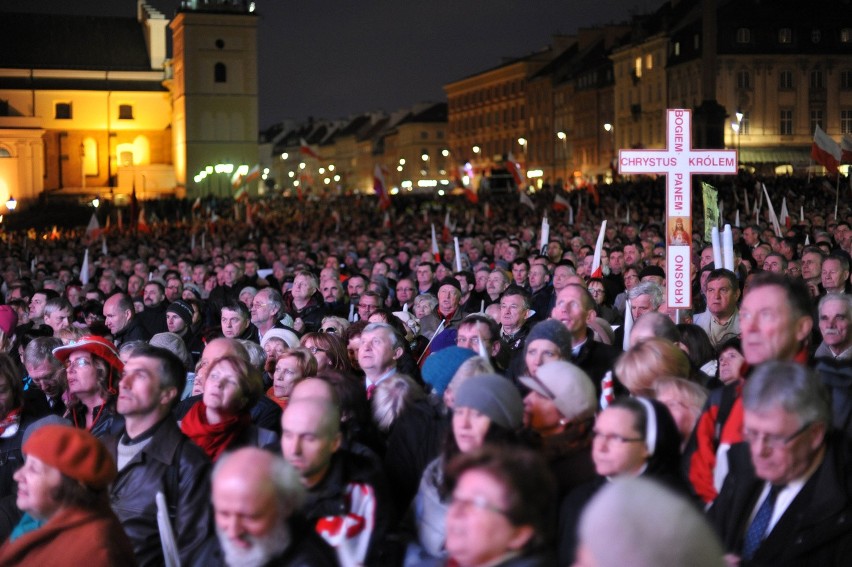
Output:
top-left (707, 361), bottom-right (852, 566)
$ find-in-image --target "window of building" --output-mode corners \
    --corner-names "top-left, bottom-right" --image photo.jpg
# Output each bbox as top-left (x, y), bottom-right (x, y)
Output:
top-left (737, 69), bottom-right (751, 89)
top-left (437, 130), bottom-right (444, 139)
top-left (673, 41), bottom-right (681, 56)
top-left (214, 62), bottom-right (227, 83)
top-left (812, 29), bottom-right (822, 44)
top-left (841, 109), bottom-right (852, 134)
top-left (811, 70), bottom-right (824, 89)
top-left (645, 53), bottom-right (653, 70)
top-left (694, 33), bottom-right (700, 50)
top-left (55, 102), bottom-right (72, 119)
top-left (842, 28), bottom-right (852, 43)
top-left (0, 99), bottom-right (8, 116)
top-left (736, 28), bottom-right (751, 44)
top-left (740, 113), bottom-right (750, 135)
top-left (842, 70), bottom-right (852, 90)
top-left (0, 148), bottom-right (10, 157)
top-left (780, 109), bottom-right (793, 135)
top-left (118, 104), bottom-right (134, 120)
top-left (83, 137), bottom-right (98, 175)
top-left (778, 28), bottom-right (793, 44)
top-left (420, 131), bottom-right (428, 139)
top-left (634, 57), bottom-right (642, 79)
top-left (810, 109), bottom-right (824, 133)
top-left (779, 70), bottom-right (794, 90)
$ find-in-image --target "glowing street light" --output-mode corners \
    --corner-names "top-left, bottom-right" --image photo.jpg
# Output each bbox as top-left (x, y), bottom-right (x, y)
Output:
top-left (281, 152), bottom-right (289, 160)
top-left (472, 145), bottom-right (480, 154)
top-left (556, 131), bottom-right (566, 141)
top-left (441, 149), bottom-right (450, 157)
top-left (6, 196), bottom-right (17, 211)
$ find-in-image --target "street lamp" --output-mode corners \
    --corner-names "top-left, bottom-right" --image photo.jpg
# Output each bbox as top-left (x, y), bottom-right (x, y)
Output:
top-left (472, 145), bottom-right (480, 155)
top-left (603, 123), bottom-right (615, 181)
top-left (5, 196), bottom-right (16, 211)
top-left (556, 131), bottom-right (567, 183)
top-left (734, 112), bottom-right (744, 166)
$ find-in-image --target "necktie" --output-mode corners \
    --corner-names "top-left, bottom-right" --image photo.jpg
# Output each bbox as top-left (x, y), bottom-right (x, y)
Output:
top-left (600, 373), bottom-right (615, 408)
top-left (366, 384), bottom-right (377, 400)
top-left (742, 484), bottom-right (783, 560)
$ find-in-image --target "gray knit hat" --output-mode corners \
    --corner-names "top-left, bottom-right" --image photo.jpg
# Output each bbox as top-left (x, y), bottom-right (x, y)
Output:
top-left (525, 319), bottom-right (573, 360)
top-left (453, 373), bottom-right (523, 430)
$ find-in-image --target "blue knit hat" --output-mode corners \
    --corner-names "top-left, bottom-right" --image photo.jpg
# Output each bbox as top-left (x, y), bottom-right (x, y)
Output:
top-left (422, 346), bottom-right (476, 396)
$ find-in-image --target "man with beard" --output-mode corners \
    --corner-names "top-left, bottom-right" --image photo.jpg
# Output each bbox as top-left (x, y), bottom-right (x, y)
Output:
top-left (138, 281), bottom-right (169, 335)
top-left (212, 447), bottom-right (337, 566)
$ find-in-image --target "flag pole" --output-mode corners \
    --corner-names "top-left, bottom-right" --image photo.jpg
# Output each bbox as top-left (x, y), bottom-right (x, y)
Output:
top-left (836, 173), bottom-right (841, 220)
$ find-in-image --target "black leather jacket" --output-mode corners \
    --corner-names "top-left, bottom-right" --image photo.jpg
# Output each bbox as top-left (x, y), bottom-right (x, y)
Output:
top-left (105, 417), bottom-right (214, 567)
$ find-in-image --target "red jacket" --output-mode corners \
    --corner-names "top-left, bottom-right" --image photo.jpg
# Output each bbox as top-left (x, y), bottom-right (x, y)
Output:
top-left (0, 506), bottom-right (137, 566)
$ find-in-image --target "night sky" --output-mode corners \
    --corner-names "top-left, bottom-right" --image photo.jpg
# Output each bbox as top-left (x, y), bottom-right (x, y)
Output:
top-left (10, 0), bottom-right (664, 129)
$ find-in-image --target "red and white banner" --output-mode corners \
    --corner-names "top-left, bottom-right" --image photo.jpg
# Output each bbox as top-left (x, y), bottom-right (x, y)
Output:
top-left (812, 125), bottom-right (842, 173)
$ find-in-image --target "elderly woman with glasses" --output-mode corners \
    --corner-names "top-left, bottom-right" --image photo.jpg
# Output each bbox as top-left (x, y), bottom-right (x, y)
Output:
top-left (52, 336), bottom-right (124, 438)
top-left (300, 331), bottom-right (351, 373)
top-left (422, 445), bottom-right (556, 567)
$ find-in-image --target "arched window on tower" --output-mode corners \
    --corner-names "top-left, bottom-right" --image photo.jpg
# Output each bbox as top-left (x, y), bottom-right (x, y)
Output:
top-left (214, 62), bottom-right (227, 83)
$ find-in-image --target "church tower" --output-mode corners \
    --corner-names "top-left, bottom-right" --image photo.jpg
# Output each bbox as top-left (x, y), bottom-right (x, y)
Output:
top-left (169, 1), bottom-right (258, 197)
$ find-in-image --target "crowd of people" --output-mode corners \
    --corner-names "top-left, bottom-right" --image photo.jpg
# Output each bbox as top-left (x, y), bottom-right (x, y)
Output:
top-left (0, 171), bottom-right (850, 566)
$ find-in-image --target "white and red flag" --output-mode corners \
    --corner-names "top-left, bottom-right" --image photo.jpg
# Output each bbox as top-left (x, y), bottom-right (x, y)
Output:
top-left (553, 193), bottom-right (570, 212)
top-left (842, 134), bottom-right (852, 164)
top-left (430, 224), bottom-right (440, 263)
top-left (373, 165), bottom-right (391, 210)
top-left (299, 138), bottom-right (320, 160)
top-left (811, 125), bottom-right (842, 173)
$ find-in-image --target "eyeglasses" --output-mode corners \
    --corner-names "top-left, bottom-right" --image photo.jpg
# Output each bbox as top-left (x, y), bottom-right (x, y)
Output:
top-left (449, 494), bottom-right (508, 517)
top-left (592, 430), bottom-right (644, 444)
top-left (743, 422), bottom-right (812, 450)
top-left (321, 327), bottom-right (338, 334)
top-left (64, 358), bottom-right (93, 370)
top-left (307, 346), bottom-right (327, 355)
top-left (251, 302), bottom-right (269, 309)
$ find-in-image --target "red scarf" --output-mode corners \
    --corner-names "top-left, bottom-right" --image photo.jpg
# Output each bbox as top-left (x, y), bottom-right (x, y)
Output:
top-left (180, 401), bottom-right (250, 461)
top-left (0, 407), bottom-right (21, 436)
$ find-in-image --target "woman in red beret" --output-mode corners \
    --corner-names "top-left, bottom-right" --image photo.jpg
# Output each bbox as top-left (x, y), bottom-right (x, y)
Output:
top-left (0, 424), bottom-right (137, 566)
top-left (51, 336), bottom-right (124, 438)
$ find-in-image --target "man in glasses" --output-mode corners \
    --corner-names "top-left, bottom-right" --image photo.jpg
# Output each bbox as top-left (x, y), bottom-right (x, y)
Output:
top-left (250, 288), bottom-right (289, 340)
top-left (394, 277), bottom-right (417, 312)
top-left (707, 362), bottom-right (852, 565)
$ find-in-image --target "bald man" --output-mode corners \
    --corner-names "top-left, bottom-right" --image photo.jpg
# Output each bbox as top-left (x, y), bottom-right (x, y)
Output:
top-left (212, 448), bottom-right (337, 566)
